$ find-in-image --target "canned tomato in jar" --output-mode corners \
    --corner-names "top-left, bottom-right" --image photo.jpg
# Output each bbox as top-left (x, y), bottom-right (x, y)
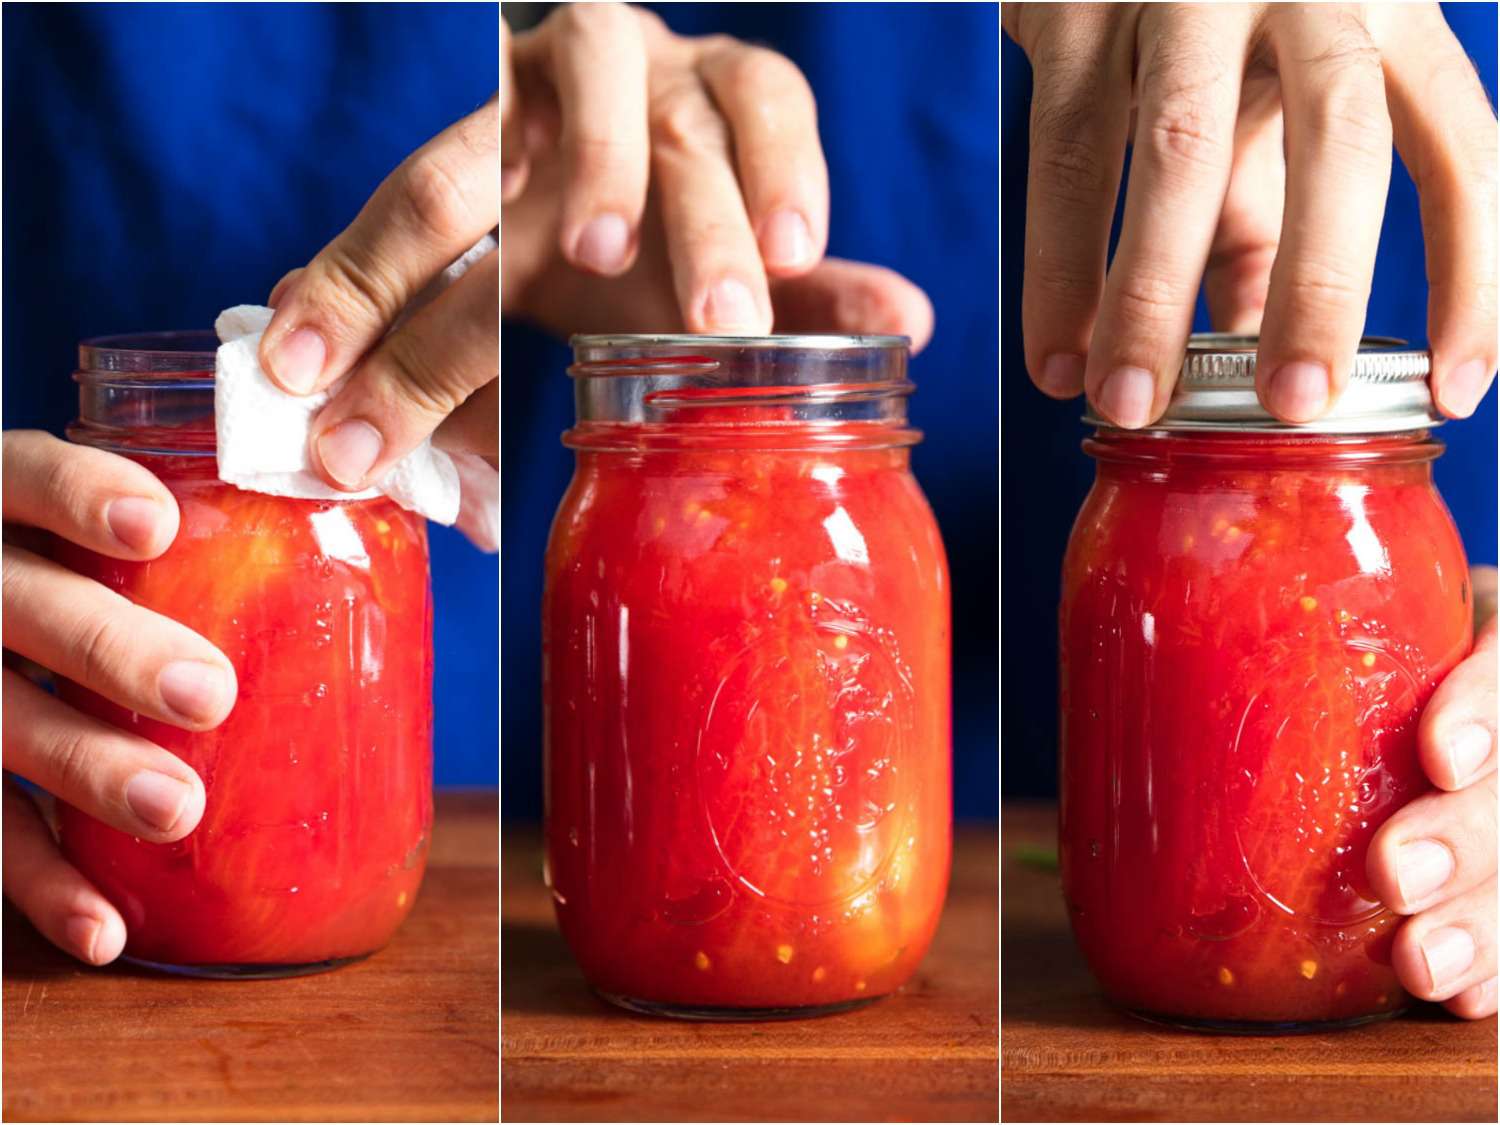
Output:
top-left (57, 332), bottom-right (434, 977)
top-left (544, 335), bottom-right (952, 1019)
top-left (1060, 336), bottom-right (1471, 1031)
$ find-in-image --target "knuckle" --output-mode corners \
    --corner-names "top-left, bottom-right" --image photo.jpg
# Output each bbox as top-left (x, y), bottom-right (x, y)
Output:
top-left (650, 83), bottom-right (730, 155)
top-left (41, 725), bottom-right (97, 802)
top-left (400, 152), bottom-right (479, 243)
top-left (1111, 271), bottom-right (1190, 324)
top-left (70, 608), bottom-right (133, 693)
top-left (1280, 263), bottom-right (1370, 316)
top-left (310, 247), bottom-right (407, 341)
top-left (1025, 258), bottom-right (1103, 306)
top-left (631, 5), bottom-right (668, 38)
top-left (690, 33), bottom-right (739, 59)
top-left (1300, 42), bottom-right (1392, 154)
top-left (723, 50), bottom-right (817, 142)
top-left (1024, 6), bottom-right (1111, 68)
top-left (380, 334), bottom-right (469, 422)
top-left (1141, 93), bottom-right (1232, 174)
top-left (36, 444), bottom-right (95, 526)
top-left (1030, 130), bottom-right (1115, 205)
top-left (1305, 86), bottom-right (1392, 163)
top-left (1, 551), bottom-right (31, 610)
top-left (722, 46), bottom-right (810, 106)
top-left (1305, 21), bottom-right (1385, 84)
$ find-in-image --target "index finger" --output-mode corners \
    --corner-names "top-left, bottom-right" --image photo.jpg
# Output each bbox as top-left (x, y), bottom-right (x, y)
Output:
top-left (1084, 5), bottom-right (1248, 427)
top-left (259, 97), bottom-right (500, 397)
top-left (2, 431), bottom-right (179, 560)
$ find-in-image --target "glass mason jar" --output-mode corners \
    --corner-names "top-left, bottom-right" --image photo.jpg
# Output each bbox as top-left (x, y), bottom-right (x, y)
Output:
top-left (1060, 336), bottom-right (1472, 1031)
top-left (544, 335), bottom-right (952, 1019)
top-left (55, 332), bottom-right (434, 977)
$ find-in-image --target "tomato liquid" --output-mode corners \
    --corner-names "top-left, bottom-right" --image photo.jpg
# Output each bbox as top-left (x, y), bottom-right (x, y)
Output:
top-left (56, 454), bottom-right (434, 974)
top-left (545, 426), bottom-right (951, 1014)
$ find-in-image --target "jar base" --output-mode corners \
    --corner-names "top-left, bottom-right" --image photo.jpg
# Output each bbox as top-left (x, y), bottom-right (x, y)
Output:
top-left (596, 990), bottom-right (883, 1022)
top-left (1125, 1004), bottom-right (1405, 1035)
top-left (123, 953), bottom-right (371, 980)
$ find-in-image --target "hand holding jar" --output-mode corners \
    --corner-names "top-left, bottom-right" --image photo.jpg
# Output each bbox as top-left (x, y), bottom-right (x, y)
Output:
top-left (1368, 565), bottom-right (1497, 1019)
top-left (500, 2), bottom-right (933, 344)
top-left (1, 431), bottom-right (235, 965)
top-left (1002, 2), bottom-right (1497, 424)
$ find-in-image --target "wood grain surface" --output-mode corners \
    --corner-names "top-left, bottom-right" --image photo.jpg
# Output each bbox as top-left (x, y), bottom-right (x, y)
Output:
top-left (1001, 801), bottom-right (1499, 1123)
top-left (2, 789), bottom-right (499, 1124)
top-left (501, 824), bottom-right (999, 1123)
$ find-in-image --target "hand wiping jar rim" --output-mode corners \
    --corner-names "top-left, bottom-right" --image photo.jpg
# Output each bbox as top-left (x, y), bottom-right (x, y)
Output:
top-left (1061, 335), bottom-right (1471, 1031)
top-left (544, 334), bottom-right (953, 1019)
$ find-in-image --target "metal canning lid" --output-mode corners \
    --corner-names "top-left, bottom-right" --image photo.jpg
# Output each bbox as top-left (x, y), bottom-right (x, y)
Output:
top-left (1083, 334), bottom-right (1439, 434)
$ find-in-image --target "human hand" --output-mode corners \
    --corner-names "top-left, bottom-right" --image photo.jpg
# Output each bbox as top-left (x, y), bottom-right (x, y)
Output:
top-left (1367, 564), bottom-right (1497, 1019)
top-left (257, 99), bottom-right (499, 494)
top-left (1003, 2), bottom-right (1497, 426)
top-left (1, 432), bottom-right (237, 965)
top-left (501, 3), bottom-right (934, 347)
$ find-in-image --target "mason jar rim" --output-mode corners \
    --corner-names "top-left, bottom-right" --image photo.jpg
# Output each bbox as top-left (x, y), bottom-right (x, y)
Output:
top-left (570, 333), bottom-right (910, 351)
top-left (78, 330), bottom-right (219, 376)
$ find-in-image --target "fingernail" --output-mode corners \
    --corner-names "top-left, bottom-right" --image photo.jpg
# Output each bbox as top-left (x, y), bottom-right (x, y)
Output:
top-left (573, 213), bottom-right (631, 274)
top-left (1098, 367), bottom-right (1156, 428)
top-left (158, 660), bottom-right (229, 724)
top-left (1040, 354), bottom-right (1086, 398)
top-left (105, 497), bottom-right (164, 553)
top-left (1267, 361), bottom-right (1330, 422)
top-left (317, 419), bottom-right (383, 488)
top-left (1396, 838), bottom-right (1455, 905)
top-left (125, 770), bottom-right (193, 834)
top-left (1438, 359), bottom-right (1493, 418)
top-left (64, 914), bottom-right (101, 964)
top-left (1421, 926), bottom-right (1476, 993)
top-left (270, 327), bottom-right (326, 394)
top-left (702, 278), bottom-right (761, 332)
top-left (760, 210), bottom-right (813, 270)
top-left (92, 912), bottom-right (126, 963)
top-left (1446, 723), bottom-right (1494, 785)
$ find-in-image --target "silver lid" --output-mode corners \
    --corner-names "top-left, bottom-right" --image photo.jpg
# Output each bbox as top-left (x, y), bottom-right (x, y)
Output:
top-left (1083, 334), bottom-right (1439, 433)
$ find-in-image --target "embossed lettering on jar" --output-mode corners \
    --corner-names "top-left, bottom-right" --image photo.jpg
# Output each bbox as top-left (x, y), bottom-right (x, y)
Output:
top-left (1059, 336), bottom-right (1472, 1031)
top-left (544, 335), bottom-right (952, 1018)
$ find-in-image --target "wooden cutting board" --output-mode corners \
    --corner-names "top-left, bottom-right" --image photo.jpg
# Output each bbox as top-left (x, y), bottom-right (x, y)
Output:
top-left (502, 824), bottom-right (1000, 1123)
top-left (1001, 800), bottom-right (1498, 1123)
top-left (2, 789), bottom-right (499, 1123)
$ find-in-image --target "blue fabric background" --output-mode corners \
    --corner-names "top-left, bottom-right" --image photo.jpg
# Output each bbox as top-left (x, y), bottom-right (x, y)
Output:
top-left (500, 3), bottom-right (1001, 821)
top-left (1001, 2), bottom-right (1500, 797)
top-left (2, 1), bottom-right (499, 786)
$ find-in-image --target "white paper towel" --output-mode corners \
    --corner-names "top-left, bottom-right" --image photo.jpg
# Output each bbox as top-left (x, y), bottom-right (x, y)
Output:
top-left (214, 306), bottom-right (462, 524)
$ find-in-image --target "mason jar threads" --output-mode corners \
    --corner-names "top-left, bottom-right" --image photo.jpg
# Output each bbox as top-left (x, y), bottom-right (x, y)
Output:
top-left (57, 332), bottom-right (434, 977)
top-left (1059, 336), bottom-right (1472, 1031)
top-left (544, 335), bottom-right (952, 1018)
